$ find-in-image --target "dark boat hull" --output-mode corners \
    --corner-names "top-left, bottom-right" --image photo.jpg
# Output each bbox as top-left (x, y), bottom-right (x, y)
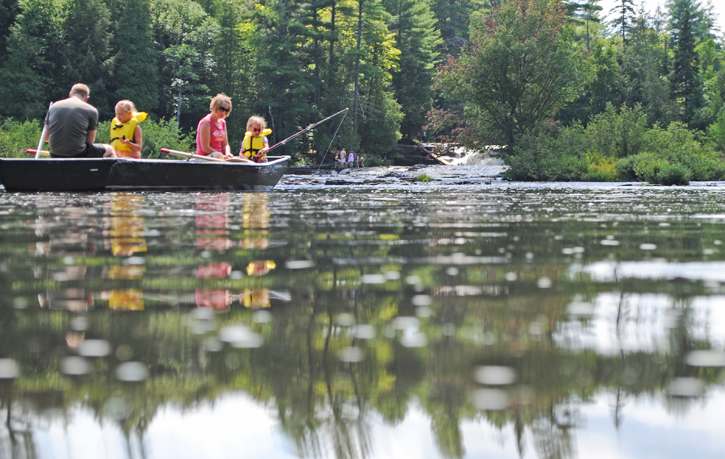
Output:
top-left (0, 156), bottom-right (289, 192)
top-left (0, 158), bottom-right (116, 192)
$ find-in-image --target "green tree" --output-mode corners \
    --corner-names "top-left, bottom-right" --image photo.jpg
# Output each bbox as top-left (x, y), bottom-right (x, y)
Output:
top-left (0, 0), bottom-right (20, 58)
top-left (151, 0), bottom-right (219, 129)
top-left (251, 0), bottom-right (317, 154)
top-left (349, 0), bottom-right (404, 154)
top-left (429, 0), bottom-right (485, 56)
top-left (564, 0), bottom-right (602, 51)
top-left (112, 0), bottom-right (159, 114)
top-left (60, 0), bottom-right (113, 117)
top-left (433, 0), bottom-right (584, 149)
top-left (609, 0), bottom-right (636, 45)
top-left (0, 0), bottom-right (65, 119)
top-left (209, 0), bottom-right (255, 146)
top-left (557, 41), bottom-right (621, 126)
top-left (620, 10), bottom-right (676, 126)
top-left (671, 3), bottom-right (704, 127)
top-left (384, 0), bottom-right (443, 138)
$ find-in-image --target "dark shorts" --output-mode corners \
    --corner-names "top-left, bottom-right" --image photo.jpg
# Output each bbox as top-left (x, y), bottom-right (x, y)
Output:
top-left (50, 143), bottom-right (107, 158)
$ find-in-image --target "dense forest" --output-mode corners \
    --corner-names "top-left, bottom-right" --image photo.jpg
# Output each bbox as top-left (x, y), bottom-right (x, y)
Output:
top-left (0, 0), bottom-right (724, 181)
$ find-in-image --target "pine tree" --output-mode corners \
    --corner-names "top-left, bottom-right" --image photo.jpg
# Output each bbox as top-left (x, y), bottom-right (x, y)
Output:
top-left (564, 0), bottom-right (602, 51)
top-left (429, 0), bottom-right (485, 56)
top-left (671, 4), bottom-right (703, 126)
top-left (251, 0), bottom-right (316, 152)
top-left (384, 0), bottom-right (442, 138)
top-left (609, 0), bottom-right (636, 46)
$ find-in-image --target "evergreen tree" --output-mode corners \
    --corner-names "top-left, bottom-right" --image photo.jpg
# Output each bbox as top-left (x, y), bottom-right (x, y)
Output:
top-left (112, 0), bottom-right (159, 114)
top-left (609, 0), bottom-right (636, 45)
top-left (564, 0), bottom-right (602, 51)
top-left (671, 4), bottom-right (704, 127)
top-left (251, 0), bottom-right (316, 153)
top-left (384, 0), bottom-right (442, 138)
top-left (429, 0), bottom-right (485, 56)
top-left (667, 0), bottom-right (715, 44)
top-left (348, 0), bottom-right (404, 154)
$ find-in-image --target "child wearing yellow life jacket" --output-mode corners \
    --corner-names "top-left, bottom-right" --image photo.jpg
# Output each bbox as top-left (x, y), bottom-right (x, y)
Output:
top-left (110, 100), bottom-right (147, 159)
top-left (239, 115), bottom-right (271, 163)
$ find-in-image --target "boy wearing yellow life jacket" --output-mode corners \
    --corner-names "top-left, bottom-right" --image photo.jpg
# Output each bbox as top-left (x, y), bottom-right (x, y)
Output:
top-left (110, 100), bottom-right (147, 159)
top-left (240, 115), bottom-right (271, 163)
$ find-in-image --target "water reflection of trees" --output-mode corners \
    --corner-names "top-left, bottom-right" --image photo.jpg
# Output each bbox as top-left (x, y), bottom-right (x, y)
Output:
top-left (2, 192), bottom-right (725, 458)
top-left (0, 284), bottom-right (720, 458)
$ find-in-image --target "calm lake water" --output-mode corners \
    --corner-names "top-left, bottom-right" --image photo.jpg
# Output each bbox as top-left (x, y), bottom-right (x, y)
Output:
top-left (1, 181), bottom-right (725, 459)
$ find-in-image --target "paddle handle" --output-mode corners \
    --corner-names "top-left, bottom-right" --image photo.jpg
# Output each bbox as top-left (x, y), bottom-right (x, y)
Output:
top-left (35, 102), bottom-right (53, 159)
top-left (160, 148), bottom-right (252, 163)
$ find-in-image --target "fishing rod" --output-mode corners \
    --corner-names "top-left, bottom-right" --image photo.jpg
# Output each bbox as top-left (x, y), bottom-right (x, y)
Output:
top-left (266, 108), bottom-right (349, 154)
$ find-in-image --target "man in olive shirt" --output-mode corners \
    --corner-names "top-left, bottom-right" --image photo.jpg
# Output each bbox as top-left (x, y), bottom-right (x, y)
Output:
top-left (44, 84), bottom-right (116, 158)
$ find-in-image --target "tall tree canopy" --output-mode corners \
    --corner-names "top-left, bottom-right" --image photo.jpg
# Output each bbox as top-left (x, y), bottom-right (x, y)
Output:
top-left (433, 0), bottom-right (584, 148)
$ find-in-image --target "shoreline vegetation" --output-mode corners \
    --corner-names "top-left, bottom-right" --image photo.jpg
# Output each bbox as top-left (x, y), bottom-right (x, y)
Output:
top-left (1, 0), bottom-right (724, 185)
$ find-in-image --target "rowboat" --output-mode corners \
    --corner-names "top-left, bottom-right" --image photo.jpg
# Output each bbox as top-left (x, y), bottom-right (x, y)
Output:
top-left (0, 153), bottom-right (290, 192)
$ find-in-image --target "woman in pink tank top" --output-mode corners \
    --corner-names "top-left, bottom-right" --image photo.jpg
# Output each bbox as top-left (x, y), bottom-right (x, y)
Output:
top-left (196, 94), bottom-right (234, 159)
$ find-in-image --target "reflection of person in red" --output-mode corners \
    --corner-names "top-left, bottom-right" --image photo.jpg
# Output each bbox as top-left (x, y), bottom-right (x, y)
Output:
top-left (196, 262), bottom-right (232, 279)
top-left (196, 261), bottom-right (233, 310)
top-left (195, 289), bottom-right (233, 310)
top-left (196, 195), bottom-right (234, 250)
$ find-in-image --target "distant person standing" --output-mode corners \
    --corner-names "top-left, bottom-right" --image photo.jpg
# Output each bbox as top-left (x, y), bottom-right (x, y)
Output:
top-left (340, 149), bottom-right (347, 167)
top-left (360, 156), bottom-right (365, 168)
top-left (44, 84), bottom-right (116, 158)
top-left (422, 131), bottom-right (427, 143)
top-left (348, 150), bottom-right (355, 167)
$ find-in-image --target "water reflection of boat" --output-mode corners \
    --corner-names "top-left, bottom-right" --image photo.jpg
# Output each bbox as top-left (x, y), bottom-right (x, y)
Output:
top-left (103, 194), bottom-right (147, 311)
top-left (196, 195), bottom-right (234, 250)
top-left (33, 205), bottom-right (99, 311)
top-left (241, 193), bottom-right (270, 249)
top-left (0, 156), bottom-right (289, 192)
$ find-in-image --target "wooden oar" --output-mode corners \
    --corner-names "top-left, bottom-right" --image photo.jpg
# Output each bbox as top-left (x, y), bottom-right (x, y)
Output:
top-left (30, 148), bottom-right (253, 164)
top-left (160, 148), bottom-right (252, 163)
top-left (35, 102), bottom-right (52, 159)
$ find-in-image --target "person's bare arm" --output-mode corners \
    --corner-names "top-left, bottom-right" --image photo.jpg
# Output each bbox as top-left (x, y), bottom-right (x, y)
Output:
top-left (87, 130), bottom-right (96, 144)
top-left (259, 137), bottom-right (270, 155)
top-left (120, 125), bottom-right (143, 155)
top-left (198, 121), bottom-right (216, 155)
top-left (221, 132), bottom-right (232, 158)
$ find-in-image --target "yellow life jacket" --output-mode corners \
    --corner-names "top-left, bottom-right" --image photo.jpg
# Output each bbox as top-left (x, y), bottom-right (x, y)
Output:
top-left (110, 112), bottom-right (147, 153)
top-left (242, 128), bottom-right (272, 161)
